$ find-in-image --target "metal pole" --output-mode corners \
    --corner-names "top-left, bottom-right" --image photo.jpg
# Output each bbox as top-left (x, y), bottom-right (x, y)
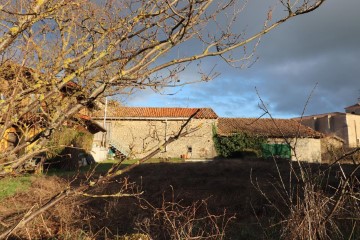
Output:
top-left (102, 97), bottom-right (108, 147)
top-left (103, 97), bottom-right (108, 128)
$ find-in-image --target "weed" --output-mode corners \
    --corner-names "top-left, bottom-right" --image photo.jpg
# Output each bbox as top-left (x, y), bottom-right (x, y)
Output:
top-left (0, 176), bottom-right (32, 200)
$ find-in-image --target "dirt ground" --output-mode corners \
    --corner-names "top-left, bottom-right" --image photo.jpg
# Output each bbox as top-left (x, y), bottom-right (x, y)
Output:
top-left (1, 158), bottom-right (359, 239)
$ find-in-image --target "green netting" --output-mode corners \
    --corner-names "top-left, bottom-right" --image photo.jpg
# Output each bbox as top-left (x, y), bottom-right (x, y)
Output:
top-left (261, 143), bottom-right (291, 159)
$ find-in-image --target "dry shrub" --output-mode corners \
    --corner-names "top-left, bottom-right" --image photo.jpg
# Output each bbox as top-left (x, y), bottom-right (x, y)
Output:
top-left (253, 161), bottom-right (360, 240)
top-left (282, 174), bottom-right (360, 239)
top-left (0, 176), bottom-right (89, 239)
top-left (281, 183), bottom-right (341, 239)
top-left (280, 150), bottom-right (360, 239)
top-left (135, 190), bottom-right (235, 240)
top-left (116, 233), bottom-right (151, 240)
top-left (321, 146), bottom-right (360, 165)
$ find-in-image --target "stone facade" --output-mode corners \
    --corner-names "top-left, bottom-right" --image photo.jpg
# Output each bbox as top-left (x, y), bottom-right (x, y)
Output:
top-left (345, 114), bottom-right (360, 147)
top-left (291, 138), bottom-right (322, 162)
top-left (91, 107), bottom-right (219, 159)
top-left (93, 118), bottom-right (217, 159)
top-left (217, 118), bottom-right (324, 162)
top-left (298, 112), bottom-right (360, 148)
top-left (91, 107), bottom-right (326, 162)
top-left (267, 138), bottom-right (322, 162)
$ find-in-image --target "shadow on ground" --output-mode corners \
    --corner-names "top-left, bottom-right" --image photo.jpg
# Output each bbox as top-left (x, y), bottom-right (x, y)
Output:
top-left (73, 158), bottom-right (360, 239)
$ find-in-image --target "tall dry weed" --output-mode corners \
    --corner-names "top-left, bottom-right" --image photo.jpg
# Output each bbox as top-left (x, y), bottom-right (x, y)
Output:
top-left (0, 176), bottom-right (90, 239)
top-left (253, 160), bottom-right (360, 240)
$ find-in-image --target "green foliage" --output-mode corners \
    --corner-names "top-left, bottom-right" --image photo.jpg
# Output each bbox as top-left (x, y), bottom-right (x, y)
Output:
top-left (213, 125), bottom-right (266, 158)
top-left (0, 176), bottom-right (32, 200)
top-left (261, 143), bottom-right (291, 159)
top-left (47, 126), bottom-right (93, 158)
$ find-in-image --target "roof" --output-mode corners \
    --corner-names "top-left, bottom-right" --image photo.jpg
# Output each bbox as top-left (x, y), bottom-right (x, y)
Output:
top-left (91, 107), bottom-right (218, 119)
top-left (292, 112), bottom-right (346, 120)
top-left (74, 114), bottom-right (106, 134)
top-left (217, 118), bottom-right (323, 138)
top-left (345, 103), bottom-right (360, 110)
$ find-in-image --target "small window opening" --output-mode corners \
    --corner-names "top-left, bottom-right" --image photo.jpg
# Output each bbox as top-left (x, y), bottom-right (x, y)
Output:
top-left (187, 146), bottom-right (192, 153)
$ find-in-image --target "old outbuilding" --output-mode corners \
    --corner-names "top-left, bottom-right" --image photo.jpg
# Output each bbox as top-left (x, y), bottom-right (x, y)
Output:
top-left (217, 118), bottom-right (324, 162)
top-left (91, 107), bottom-right (218, 159)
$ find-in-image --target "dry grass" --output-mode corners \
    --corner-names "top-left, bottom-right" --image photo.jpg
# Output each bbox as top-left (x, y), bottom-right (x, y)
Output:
top-left (0, 158), bottom-right (359, 239)
top-left (0, 176), bottom-right (89, 239)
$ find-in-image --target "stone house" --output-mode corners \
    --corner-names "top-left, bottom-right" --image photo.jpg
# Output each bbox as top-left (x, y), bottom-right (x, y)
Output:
top-left (345, 102), bottom-right (360, 115)
top-left (91, 107), bottom-right (218, 159)
top-left (90, 106), bottom-right (336, 162)
top-left (295, 102), bottom-right (360, 148)
top-left (217, 118), bottom-right (325, 162)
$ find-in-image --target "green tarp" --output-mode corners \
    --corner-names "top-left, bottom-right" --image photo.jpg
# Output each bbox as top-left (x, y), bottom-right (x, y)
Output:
top-left (261, 143), bottom-right (291, 159)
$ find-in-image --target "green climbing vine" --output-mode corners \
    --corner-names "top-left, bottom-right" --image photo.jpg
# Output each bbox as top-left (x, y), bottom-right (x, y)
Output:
top-left (47, 126), bottom-right (93, 158)
top-left (212, 125), bottom-right (266, 158)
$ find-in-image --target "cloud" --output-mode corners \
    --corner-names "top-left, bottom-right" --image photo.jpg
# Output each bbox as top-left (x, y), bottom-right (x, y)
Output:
top-left (127, 0), bottom-right (360, 119)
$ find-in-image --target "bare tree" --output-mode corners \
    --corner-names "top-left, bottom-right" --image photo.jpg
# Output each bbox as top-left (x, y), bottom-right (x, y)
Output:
top-left (0, 0), bottom-right (326, 174)
top-left (136, 189), bottom-right (235, 240)
top-left (0, 109), bottom-right (203, 239)
top-left (250, 92), bottom-right (360, 239)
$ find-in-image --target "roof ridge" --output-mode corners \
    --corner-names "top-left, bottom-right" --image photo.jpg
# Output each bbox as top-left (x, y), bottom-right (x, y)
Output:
top-left (92, 106), bottom-right (218, 119)
top-left (218, 117), bottom-right (299, 121)
top-left (108, 106), bottom-right (213, 109)
top-left (217, 117), bottom-right (323, 138)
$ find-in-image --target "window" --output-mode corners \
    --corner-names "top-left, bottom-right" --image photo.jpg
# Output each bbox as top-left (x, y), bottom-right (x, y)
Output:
top-left (187, 146), bottom-right (192, 153)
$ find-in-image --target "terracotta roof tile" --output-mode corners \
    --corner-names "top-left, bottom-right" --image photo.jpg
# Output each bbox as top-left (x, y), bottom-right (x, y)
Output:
top-left (217, 118), bottom-right (323, 138)
top-left (92, 107), bottom-right (218, 119)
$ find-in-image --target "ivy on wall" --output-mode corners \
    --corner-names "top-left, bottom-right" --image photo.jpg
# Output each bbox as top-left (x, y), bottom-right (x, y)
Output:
top-left (212, 125), bottom-right (266, 158)
top-left (47, 126), bottom-right (93, 158)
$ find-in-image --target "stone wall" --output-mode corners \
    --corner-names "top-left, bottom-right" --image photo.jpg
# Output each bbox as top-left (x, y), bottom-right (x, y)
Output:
top-left (267, 137), bottom-right (322, 162)
top-left (91, 117), bottom-right (326, 162)
top-left (94, 118), bottom-right (217, 159)
top-left (320, 136), bottom-right (344, 162)
top-left (300, 114), bottom-right (349, 146)
top-left (345, 114), bottom-right (360, 147)
top-left (291, 138), bottom-right (321, 162)
top-left (321, 136), bottom-right (344, 154)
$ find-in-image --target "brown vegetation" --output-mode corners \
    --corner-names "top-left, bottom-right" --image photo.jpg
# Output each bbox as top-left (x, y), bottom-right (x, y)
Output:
top-left (0, 176), bottom-right (86, 239)
top-left (1, 158), bottom-right (359, 239)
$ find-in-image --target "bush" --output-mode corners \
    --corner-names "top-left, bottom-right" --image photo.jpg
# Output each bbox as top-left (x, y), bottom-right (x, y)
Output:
top-left (213, 126), bottom-right (265, 158)
top-left (45, 126), bottom-right (94, 170)
top-left (47, 126), bottom-right (93, 158)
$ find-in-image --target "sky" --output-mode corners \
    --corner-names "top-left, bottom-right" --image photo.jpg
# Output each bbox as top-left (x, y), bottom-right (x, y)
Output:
top-left (123, 0), bottom-right (360, 119)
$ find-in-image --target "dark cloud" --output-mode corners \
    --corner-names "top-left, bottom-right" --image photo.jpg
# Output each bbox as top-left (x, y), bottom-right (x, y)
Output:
top-left (127, 0), bottom-right (360, 118)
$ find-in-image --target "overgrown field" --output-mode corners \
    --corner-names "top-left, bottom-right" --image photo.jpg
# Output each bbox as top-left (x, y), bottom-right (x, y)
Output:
top-left (1, 158), bottom-right (359, 239)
